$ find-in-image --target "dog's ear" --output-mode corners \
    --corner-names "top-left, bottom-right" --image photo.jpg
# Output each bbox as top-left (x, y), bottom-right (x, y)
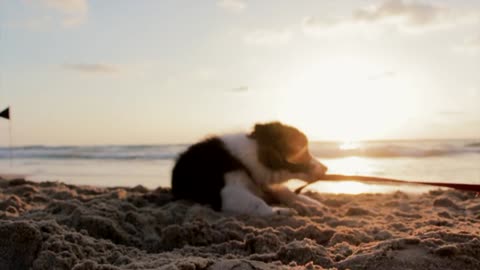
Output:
top-left (258, 145), bottom-right (284, 170)
top-left (250, 121), bottom-right (312, 171)
top-left (250, 122), bottom-right (286, 170)
top-left (249, 122), bottom-right (283, 140)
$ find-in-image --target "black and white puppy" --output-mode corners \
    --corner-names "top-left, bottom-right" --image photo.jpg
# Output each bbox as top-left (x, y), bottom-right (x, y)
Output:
top-left (171, 122), bottom-right (328, 215)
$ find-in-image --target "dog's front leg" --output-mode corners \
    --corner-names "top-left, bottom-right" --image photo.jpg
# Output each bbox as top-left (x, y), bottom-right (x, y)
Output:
top-left (221, 171), bottom-right (294, 216)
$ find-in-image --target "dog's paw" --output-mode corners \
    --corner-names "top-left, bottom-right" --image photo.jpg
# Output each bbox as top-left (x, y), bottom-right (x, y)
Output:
top-left (297, 194), bottom-right (322, 207)
top-left (272, 207), bottom-right (297, 216)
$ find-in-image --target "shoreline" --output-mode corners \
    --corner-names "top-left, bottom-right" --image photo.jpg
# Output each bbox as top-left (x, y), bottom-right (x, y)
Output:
top-left (1, 177), bottom-right (479, 269)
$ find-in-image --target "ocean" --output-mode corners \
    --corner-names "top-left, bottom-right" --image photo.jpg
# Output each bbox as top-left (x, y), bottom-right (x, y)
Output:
top-left (0, 140), bottom-right (479, 193)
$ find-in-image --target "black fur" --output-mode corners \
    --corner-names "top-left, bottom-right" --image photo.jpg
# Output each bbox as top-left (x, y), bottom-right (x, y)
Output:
top-left (171, 137), bottom-right (249, 211)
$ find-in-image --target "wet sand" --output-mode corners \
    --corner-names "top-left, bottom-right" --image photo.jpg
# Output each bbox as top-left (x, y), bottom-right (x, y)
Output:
top-left (0, 177), bottom-right (479, 269)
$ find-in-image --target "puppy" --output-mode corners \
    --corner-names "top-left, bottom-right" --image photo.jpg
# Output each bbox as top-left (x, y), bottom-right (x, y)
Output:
top-left (171, 122), bottom-right (328, 215)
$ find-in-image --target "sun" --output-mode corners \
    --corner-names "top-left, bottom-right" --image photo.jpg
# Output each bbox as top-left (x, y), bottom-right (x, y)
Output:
top-left (272, 55), bottom-right (421, 142)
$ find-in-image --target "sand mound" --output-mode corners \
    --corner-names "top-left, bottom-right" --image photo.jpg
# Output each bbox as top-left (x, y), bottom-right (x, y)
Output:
top-left (0, 178), bottom-right (479, 269)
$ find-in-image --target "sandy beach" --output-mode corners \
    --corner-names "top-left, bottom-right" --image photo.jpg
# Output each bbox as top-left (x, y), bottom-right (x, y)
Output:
top-left (3, 0), bottom-right (480, 269)
top-left (0, 177), bottom-right (479, 270)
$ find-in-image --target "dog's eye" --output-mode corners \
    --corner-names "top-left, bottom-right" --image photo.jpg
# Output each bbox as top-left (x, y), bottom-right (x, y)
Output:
top-left (286, 146), bottom-right (310, 164)
top-left (284, 157), bottom-right (311, 173)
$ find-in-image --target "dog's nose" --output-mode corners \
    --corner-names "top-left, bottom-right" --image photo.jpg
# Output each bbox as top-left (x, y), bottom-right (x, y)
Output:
top-left (310, 159), bottom-right (328, 180)
top-left (315, 163), bottom-right (328, 177)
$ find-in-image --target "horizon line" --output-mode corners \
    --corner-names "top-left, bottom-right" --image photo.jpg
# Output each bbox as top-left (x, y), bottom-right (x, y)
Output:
top-left (0, 137), bottom-right (479, 148)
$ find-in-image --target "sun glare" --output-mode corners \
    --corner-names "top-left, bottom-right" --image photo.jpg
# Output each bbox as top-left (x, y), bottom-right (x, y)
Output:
top-left (286, 155), bottom-right (379, 194)
top-left (339, 141), bottom-right (360, 150)
top-left (327, 156), bottom-right (375, 175)
top-left (302, 180), bottom-right (434, 194)
top-left (275, 56), bottom-right (421, 142)
top-left (308, 181), bottom-right (373, 194)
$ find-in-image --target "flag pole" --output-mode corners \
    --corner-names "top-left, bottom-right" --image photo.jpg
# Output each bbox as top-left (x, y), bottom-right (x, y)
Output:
top-left (8, 109), bottom-right (12, 167)
top-left (0, 106), bottom-right (12, 166)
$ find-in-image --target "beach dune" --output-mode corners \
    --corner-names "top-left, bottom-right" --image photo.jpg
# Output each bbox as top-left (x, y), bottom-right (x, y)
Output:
top-left (0, 177), bottom-right (479, 270)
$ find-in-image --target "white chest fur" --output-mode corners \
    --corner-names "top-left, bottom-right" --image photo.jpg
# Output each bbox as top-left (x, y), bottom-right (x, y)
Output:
top-left (220, 133), bottom-right (273, 186)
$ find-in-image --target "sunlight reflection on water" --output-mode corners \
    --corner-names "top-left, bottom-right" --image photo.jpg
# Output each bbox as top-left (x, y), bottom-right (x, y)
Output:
top-left (286, 179), bottom-right (436, 194)
top-left (289, 141), bottom-right (446, 194)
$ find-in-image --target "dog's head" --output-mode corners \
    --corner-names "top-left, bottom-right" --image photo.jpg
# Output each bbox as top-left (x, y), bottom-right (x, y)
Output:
top-left (249, 121), bottom-right (328, 183)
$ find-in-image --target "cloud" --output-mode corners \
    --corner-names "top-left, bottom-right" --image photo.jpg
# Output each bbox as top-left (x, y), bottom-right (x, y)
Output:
top-left (40, 0), bottom-right (88, 27)
top-left (63, 63), bottom-right (119, 74)
top-left (303, 0), bottom-right (479, 37)
top-left (244, 29), bottom-right (292, 46)
top-left (230, 86), bottom-right (249, 92)
top-left (8, 0), bottom-right (88, 30)
top-left (16, 0), bottom-right (88, 27)
top-left (217, 0), bottom-right (246, 13)
top-left (302, 17), bottom-right (357, 37)
top-left (43, 0), bottom-right (87, 13)
top-left (353, 0), bottom-right (444, 26)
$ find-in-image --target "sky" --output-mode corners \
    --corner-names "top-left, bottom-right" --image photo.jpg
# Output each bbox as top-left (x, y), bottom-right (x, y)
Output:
top-left (0, 0), bottom-right (479, 146)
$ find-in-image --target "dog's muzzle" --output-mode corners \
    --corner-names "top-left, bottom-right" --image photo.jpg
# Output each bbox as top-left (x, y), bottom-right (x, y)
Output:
top-left (308, 159), bottom-right (328, 182)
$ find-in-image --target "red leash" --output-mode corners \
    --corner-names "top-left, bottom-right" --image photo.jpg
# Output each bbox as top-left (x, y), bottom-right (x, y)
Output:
top-left (294, 174), bottom-right (480, 194)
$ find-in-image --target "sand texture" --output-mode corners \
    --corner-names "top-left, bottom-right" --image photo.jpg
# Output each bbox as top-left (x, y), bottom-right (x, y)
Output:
top-left (1, 177), bottom-right (480, 270)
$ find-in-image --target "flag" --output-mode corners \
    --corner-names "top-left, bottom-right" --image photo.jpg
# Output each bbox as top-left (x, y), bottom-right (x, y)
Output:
top-left (0, 107), bottom-right (9, 120)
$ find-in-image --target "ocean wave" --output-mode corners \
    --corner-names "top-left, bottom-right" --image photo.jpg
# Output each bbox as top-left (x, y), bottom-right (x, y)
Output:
top-left (310, 141), bottom-right (480, 158)
top-left (465, 142), bottom-right (480, 148)
top-left (0, 145), bottom-right (186, 161)
top-left (0, 141), bottom-right (478, 160)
